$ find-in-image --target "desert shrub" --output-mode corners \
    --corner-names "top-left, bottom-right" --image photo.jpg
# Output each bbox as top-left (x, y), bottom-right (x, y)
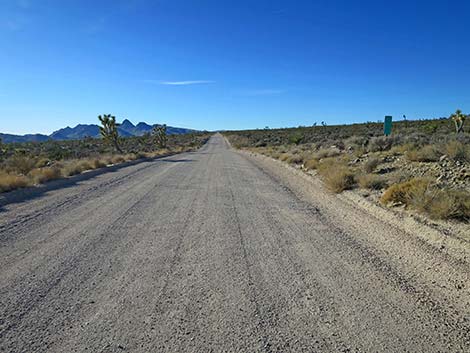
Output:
top-left (445, 140), bottom-right (470, 162)
top-left (62, 160), bottom-right (93, 177)
top-left (390, 143), bottom-right (415, 155)
top-left (269, 151), bottom-right (281, 159)
top-left (288, 133), bottom-right (304, 145)
top-left (353, 146), bottom-right (367, 157)
top-left (111, 155), bottom-right (126, 164)
top-left (35, 158), bottom-right (51, 168)
top-left (405, 145), bottom-right (440, 162)
top-left (0, 172), bottom-right (30, 192)
top-left (368, 136), bottom-right (401, 152)
top-left (304, 159), bottom-right (319, 170)
top-left (5, 155), bottom-right (37, 175)
top-left (357, 174), bottom-right (387, 190)
top-left (401, 133), bottom-right (429, 146)
top-left (279, 153), bottom-right (291, 162)
top-left (123, 153), bottom-right (138, 161)
top-left (315, 148), bottom-right (340, 159)
top-left (345, 136), bottom-right (368, 150)
top-left (381, 178), bottom-right (431, 205)
top-left (28, 167), bottom-right (62, 184)
top-left (134, 152), bottom-right (147, 159)
top-left (91, 159), bottom-right (107, 169)
top-left (364, 157), bottom-right (380, 173)
top-left (286, 154), bottom-right (303, 165)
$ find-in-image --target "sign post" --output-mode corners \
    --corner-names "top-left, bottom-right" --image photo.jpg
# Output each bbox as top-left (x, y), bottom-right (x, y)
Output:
top-left (384, 116), bottom-right (392, 136)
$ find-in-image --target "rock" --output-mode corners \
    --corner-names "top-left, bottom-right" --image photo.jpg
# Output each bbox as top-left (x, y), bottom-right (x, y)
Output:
top-left (439, 155), bottom-right (447, 161)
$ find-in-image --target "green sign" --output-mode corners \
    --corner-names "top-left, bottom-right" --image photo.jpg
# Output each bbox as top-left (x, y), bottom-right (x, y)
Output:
top-left (384, 116), bottom-right (392, 136)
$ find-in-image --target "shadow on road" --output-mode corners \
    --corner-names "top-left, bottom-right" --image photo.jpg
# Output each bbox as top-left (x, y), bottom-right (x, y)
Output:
top-left (160, 159), bottom-right (194, 163)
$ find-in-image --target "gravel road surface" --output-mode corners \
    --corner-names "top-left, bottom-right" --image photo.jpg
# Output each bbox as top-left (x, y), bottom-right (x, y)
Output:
top-left (0, 134), bottom-right (469, 352)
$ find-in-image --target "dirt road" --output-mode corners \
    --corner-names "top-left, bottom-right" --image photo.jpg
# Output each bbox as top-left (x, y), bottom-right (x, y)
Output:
top-left (0, 134), bottom-right (468, 352)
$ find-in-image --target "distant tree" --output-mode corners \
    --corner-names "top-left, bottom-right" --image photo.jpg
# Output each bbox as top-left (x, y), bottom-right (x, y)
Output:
top-left (152, 124), bottom-right (167, 148)
top-left (98, 114), bottom-right (122, 153)
top-left (313, 122), bottom-right (317, 127)
top-left (264, 126), bottom-right (270, 130)
top-left (321, 121), bottom-right (327, 127)
top-left (450, 109), bottom-right (466, 133)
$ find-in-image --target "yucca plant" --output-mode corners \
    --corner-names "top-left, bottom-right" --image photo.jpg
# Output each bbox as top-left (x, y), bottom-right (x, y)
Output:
top-left (450, 109), bottom-right (466, 133)
top-left (98, 114), bottom-right (123, 153)
top-left (152, 124), bottom-right (167, 148)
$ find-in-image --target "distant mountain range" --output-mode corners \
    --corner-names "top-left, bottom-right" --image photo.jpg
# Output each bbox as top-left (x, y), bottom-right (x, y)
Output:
top-left (0, 119), bottom-right (198, 143)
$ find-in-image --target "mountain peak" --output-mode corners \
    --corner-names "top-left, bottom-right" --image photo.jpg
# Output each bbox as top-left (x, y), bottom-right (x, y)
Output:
top-left (120, 119), bottom-right (135, 129)
top-left (1, 121), bottom-right (197, 143)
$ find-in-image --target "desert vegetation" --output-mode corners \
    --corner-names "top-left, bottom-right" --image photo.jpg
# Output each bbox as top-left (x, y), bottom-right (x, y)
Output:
top-left (0, 117), bottom-right (210, 193)
top-left (225, 113), bottom-right (470, 222)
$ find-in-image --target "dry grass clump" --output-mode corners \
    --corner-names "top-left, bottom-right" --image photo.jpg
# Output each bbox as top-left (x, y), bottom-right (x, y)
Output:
top-left (278, 153), bottom-right (292, 162)
top-left (286, 154), bottom-right (303, 165)
top-left (345, 136), bottom-right (368, 150)
top-left (405, 145), bottom-right (440, 162)
top-left (315, 148), bottom-right (340, 159)
top-left (111, 155), bottom-right (126, 164)
top-left (381, 178), bottom-right (431, 205)
top-left (62, 160), bottom-right (93, 177)
top-left (317, 160), bottom-right (356, 193)
top-left (90, 158), bottom-right (108, 169)
top-left (364, 157), bottom-right (380, 173)
top-left (368, 135), bottom-right (401, 152)
top-left (380, 178), bottom-right (469, 221)
top-left (304, 159), bottom-right (319, 170)
top-left (357, 174), bottom-right (387, 190)
top-left (0, 172), bottom-right (30, 192)
top-left (421, 189), bottom-right (470, 221)
top-left (445, 140), bottom-right (470, 162)
top-left (28, 167), bottom-right (62, 184)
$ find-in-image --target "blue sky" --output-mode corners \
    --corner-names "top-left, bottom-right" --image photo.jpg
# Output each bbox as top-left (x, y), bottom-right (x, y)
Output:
top-left (1, 0), bottom-right (470, 134)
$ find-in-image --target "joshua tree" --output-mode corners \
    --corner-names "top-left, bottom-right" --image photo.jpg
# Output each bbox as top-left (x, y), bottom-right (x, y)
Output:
top-left (152, 124), bottom-right (167, 148)
top-left (450, 109), bottom-right (466, 133)
top-left (98, 114), bottom-right (123, 153)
